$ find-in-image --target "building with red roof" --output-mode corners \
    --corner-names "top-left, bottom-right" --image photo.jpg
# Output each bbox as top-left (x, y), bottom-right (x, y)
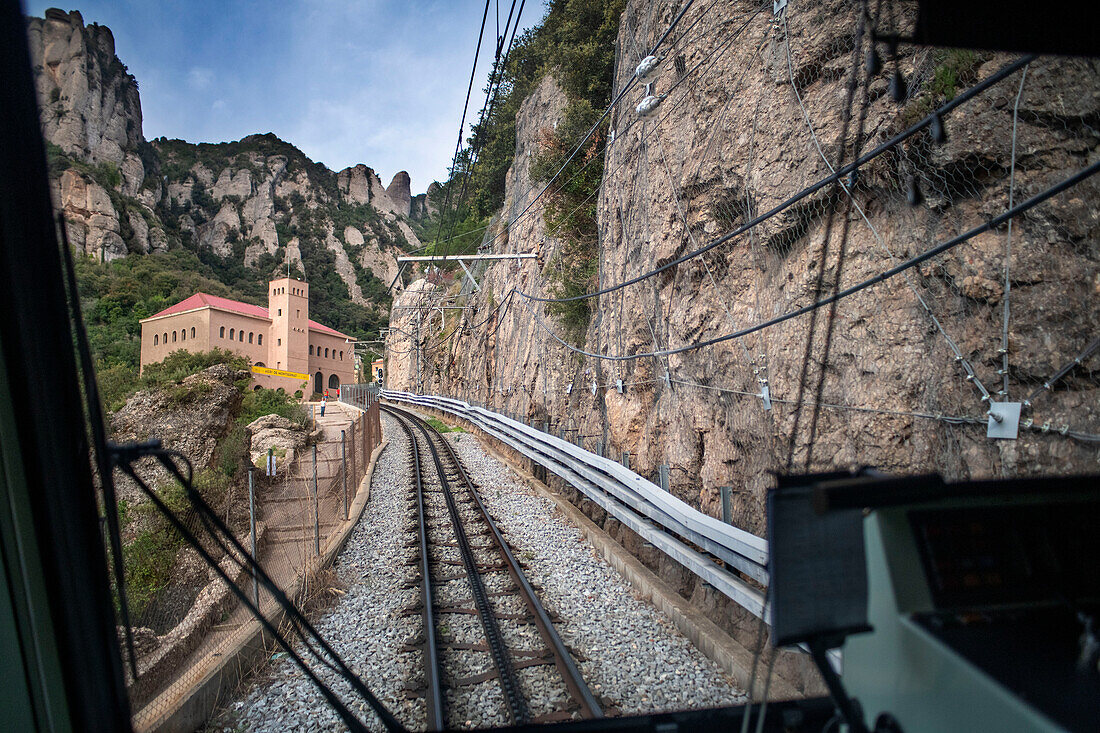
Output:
top-left (139, 277), bottom-right (355, 396)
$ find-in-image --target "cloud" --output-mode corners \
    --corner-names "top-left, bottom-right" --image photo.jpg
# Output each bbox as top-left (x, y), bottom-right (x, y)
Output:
top-left (186, 66), bottom-right (215, 91)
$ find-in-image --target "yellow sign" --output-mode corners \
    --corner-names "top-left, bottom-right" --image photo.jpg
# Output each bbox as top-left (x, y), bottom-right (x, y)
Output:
top-left (252, 365), bottom-right (309, 380)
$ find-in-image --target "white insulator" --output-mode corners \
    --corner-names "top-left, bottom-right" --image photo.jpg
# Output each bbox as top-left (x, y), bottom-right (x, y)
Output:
top-left (635, 54), bottom-right (660, 80)
top-left (636, 94), bottom-right (662, 118)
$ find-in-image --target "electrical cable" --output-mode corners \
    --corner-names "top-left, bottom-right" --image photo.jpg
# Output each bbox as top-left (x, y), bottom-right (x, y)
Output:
top-left (787, 4), bottom-right (871, 472)
top-left (427, 0), bottom-right (493, 268)
top-left (1023, 336), bottom-right (1100, 408)
top-left (515, 54), bottom-right (1036, 305)
top-left (517, 157), bottom-right (1100, 361)
top-left (784, 15), bottom-right (993, 403)
top-left (399, 0), bottom-right (757, 303)
top-left (437, 0), bottom-right (525, 263)
top-left (469, 0), bottom-right (701, 258)
top-left (1001, 64), bottom-right (1030, 398)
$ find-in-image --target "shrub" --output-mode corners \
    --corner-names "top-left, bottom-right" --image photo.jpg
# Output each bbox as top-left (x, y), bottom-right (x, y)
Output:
top-left (239, 386), bottom-right (306, 426)
top-left (141, 348), bottom-right (248, 388)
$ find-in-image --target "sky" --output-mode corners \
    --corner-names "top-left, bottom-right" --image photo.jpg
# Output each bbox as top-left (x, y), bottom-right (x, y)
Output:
top-left (24, 0), bottom-right (543, 194)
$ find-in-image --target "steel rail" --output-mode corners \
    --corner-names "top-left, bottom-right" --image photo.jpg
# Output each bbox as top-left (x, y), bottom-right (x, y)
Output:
top-left (402, 408), bottom-right (605, 721)
top-left (406, 409), bottom-right (531, 725)
top-left (387, 409), bottom-right (445, 730)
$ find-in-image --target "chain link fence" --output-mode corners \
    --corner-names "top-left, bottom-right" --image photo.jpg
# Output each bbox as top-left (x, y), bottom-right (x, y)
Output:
top-left (103, 391), bottom-right (381, 730)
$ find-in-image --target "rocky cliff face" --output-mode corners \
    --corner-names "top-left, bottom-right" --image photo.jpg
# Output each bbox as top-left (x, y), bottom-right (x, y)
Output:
top-left (387, 0), bottom-right (1099, 691)
top-left (389, 2), bottom-right (1099, 533)
top-left (28, 8), bottom-right (419, 318)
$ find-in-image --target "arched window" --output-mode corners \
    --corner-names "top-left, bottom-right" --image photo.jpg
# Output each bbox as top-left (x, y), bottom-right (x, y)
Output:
top-left (239, 330), bottom-right (244, 342)
top-left (229, 328), bottom-right (235, 340)
top-left (180, 330), bottom-right (186, 341)
top-left (248, 332), bottom-right (254, 344)
top-left (191, 327), bottom-right (196, 338)
top-left (255, 362), bottom-right (265, 368)
top-left (324, 347), bottom-right (329, 358)
top-left (328, 374), bottom-right (340, 389)
top-left (219, 326), bottom-right (225, 338)
top-left (172, 331), bottom-right (177, 342)
top-left (309, 345), bottom-right (314, 355)
top-left (257, 334), bottom-right (263, 345)
top-left (163, 332), bottom-right (168, 344)
top-left (339, 350), bottom-right (343, 360)
top-left (154, 334), bottom-right (159, 346)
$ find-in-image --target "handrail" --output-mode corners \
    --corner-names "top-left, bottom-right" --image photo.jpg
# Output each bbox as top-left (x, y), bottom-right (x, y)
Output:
top-left (380, 389), bottom-right (769, 620)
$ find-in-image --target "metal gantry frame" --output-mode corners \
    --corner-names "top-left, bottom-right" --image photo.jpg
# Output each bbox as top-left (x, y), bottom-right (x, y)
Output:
top-left (393, 252), bottom-right (537, 293)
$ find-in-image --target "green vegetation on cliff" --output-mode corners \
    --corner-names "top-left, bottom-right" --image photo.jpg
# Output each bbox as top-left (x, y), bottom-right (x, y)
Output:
top-left (428, 0), bottom-right (625, 340)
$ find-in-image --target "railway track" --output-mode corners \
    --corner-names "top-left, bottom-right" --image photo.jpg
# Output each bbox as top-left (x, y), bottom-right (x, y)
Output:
top-left (381, 404), bottom-right (603, 729)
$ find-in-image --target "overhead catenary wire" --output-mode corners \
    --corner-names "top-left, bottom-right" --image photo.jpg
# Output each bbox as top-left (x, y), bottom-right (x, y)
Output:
top-left (782, 4), bottom-right (869, 472)
top-left (519, 157), bottom-right (1100, 361)
top-left (468, 0), bottom-right (701, 257)
top-left (436, 0), bottom-right (526, 263)
top-left (405, 3), bottom-right (769, 355)
top-left (396, 0), bottom-right (757, 305)
top-left (427, 0), bottom-right (493, 267)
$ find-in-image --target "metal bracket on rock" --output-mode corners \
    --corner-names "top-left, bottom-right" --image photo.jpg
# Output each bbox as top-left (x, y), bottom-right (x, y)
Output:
top-left (774, 0), bottom-right (788, 16)
top-left (987, 401), bottom-right (1022, 439)
top-left (760, 383), bottom-right (773, 411)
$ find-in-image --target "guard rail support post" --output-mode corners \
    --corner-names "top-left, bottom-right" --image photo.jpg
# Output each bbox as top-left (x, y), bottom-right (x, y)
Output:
top-left (312, 443), bottom-right (320, 555)
top-left (721, 486), bottom-right (733, 524)
top-left (622, 451), bottom-right (630, 470)
top-left (659, 464), bottom-right (670, 492)
top-left (341, 429), bottom-right (348, 520)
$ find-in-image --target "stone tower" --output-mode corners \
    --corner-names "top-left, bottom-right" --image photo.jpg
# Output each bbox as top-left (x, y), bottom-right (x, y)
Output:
top-left (268, 277), bottom-right (309, 375)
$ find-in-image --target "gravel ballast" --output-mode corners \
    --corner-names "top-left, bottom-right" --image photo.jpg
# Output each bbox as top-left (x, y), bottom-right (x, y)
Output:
top-left (231, 411), bottom-right (746, 731)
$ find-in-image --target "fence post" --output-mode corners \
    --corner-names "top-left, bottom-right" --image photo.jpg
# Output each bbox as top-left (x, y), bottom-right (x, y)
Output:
top-left (349, 419), bottom-right (357, 496)
top-left (720, 485), bottom-right (733, 524)
top-left (249, 468), bottom-right (258, 606)
top-left (341, 429), bottom-right (348, 521)
top-left (621, 451), bottom-right (630, 470)
top-left (312, 443), bottom-right (319, 555)
top-left (658, 464), bottom-right (670, 492)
